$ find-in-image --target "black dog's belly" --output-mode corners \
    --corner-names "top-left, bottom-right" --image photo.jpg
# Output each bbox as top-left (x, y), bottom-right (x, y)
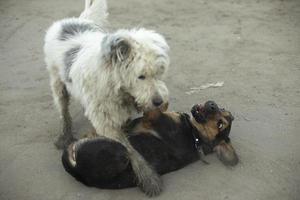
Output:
top-left (129, 134), bottom-right (197, 175)
top-left (62, 135), bottom-right (199, 189)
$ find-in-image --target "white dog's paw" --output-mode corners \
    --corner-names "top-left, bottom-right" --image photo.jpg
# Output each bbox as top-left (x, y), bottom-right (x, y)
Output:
top-left (138, 171), bottom-right (163, 197)
top-left (54, 134), bottom-right (76, 149)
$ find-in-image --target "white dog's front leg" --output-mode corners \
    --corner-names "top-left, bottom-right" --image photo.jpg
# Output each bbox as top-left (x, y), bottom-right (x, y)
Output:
top-left (122, 136), bottom-right (163, 197)
top-left (87, 109), bottom-right (163, 197)
top-left (111, 129), bottom-right (163, 197)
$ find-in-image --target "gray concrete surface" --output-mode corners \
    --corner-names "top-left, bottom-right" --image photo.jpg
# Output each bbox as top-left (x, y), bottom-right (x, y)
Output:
top-left (0, 0), bottom-right (299, 199)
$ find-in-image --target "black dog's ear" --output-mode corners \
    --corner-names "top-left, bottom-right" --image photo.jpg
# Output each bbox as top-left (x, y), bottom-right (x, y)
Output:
top-left (102, 34), bottom-right (132, 64)
top-left (214, 141), bottom-right (239, 166)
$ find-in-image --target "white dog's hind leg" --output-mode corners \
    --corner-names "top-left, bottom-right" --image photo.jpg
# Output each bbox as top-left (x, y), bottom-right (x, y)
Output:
top-left (49, 67), bottom-right (74, 149)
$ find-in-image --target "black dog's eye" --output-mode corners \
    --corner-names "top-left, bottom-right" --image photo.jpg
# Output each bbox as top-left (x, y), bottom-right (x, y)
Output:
top-left (217, 120), bottom-right (223, 129)
top-left (138, 75), bottom-right (146, 80)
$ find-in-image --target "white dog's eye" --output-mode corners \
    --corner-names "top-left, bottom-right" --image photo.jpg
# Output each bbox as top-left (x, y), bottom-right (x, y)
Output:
top-left (138, 75), bottom-right (146, 80)
top-left (159, 65), bottom-right (165, 71)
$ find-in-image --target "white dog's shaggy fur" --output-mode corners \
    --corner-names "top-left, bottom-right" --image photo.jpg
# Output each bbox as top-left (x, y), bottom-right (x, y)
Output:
top-left (44, 0), bottom-right (170, 197)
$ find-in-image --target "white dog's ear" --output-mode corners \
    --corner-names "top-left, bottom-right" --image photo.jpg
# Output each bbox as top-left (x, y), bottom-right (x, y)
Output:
top-left (102, 35), bottom-right (132, 64)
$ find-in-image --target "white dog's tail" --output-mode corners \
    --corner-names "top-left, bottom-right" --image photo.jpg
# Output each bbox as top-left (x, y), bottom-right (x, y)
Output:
top-left (79, 0), bottom-right (108, 26)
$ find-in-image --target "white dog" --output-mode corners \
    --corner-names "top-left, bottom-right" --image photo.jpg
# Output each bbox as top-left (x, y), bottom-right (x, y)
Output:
top-left (44, 0), bottom-right (170, 196)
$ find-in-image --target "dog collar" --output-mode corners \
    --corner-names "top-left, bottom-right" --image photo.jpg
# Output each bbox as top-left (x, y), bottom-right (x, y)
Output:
top-left (180, 112), bottom-right (204, 151)
top-left (190, 125), bottom-right (203, 151)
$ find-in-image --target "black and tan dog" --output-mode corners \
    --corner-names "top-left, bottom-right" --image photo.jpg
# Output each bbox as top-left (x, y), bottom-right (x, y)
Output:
top-left (62, 101), bottom-right (238, 189)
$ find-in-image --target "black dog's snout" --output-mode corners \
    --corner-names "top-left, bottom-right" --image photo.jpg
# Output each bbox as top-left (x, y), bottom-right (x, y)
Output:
top-left (152, 96), bottom-right (163, 107)
top-left (204, 101), bottom-right (219, 113)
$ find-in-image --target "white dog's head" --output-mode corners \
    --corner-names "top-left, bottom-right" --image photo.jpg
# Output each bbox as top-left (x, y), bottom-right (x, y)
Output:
top-left (102, 28), bottom-right (170, 111)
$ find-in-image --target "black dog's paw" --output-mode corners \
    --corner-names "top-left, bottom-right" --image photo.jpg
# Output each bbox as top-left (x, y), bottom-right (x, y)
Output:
top-left (54, 134), bottom-right (76, 149)
top-left (138, 171), bottom-right (163, 197)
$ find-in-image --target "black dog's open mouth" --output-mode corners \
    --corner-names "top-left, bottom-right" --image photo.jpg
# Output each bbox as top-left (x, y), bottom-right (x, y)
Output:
top-left (191, 104), bottom-right (206, 123)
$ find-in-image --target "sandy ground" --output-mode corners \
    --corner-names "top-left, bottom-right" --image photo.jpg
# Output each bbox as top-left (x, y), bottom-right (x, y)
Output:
top-left (0, 0), bottom-right (299, 199)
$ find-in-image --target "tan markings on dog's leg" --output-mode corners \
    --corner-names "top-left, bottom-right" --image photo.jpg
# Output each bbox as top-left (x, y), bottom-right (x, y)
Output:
top-left (143, 109), bottom-right (162, 121)
top-left (165, 112), bottom-right (181, 124)
top-left (159, 102), bottom-right (169, 112)
top-left (68, 137), bottom-right (95, 167)
top-left (67, 143), bottom-right (76, 167)
top-left (49, 67), bottom-right (73, 149)
top-left (131, 123), bottom-right (161, 139)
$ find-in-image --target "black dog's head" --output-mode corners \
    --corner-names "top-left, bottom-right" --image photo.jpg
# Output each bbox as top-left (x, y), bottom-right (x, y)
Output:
top-left (190, 101), bottom-right (238, 166)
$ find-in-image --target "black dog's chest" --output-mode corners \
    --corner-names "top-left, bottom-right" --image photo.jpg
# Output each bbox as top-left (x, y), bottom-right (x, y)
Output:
top-left (128, 115), bottom-right (199, 175)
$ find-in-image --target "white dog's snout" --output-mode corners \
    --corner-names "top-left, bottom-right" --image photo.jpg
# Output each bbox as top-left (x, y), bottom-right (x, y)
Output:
top-left (152, 94), bottom-right (163, 107)
top-left (150, 81), bottom-right (169, 107)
